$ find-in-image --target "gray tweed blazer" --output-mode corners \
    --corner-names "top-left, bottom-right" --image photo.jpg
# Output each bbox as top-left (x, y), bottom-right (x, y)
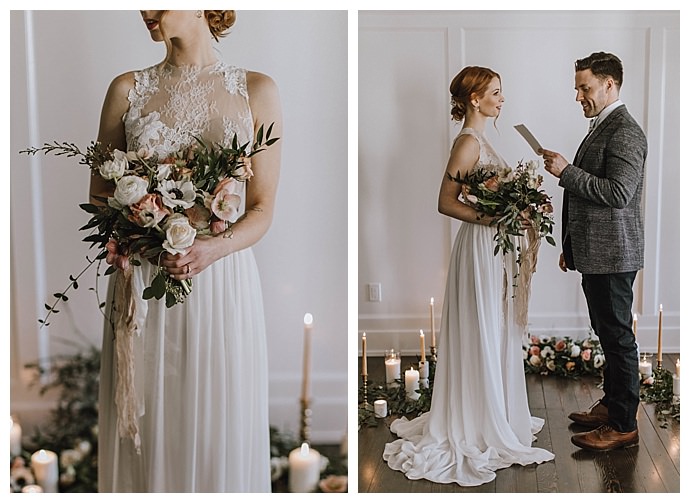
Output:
top-left (560, 105), bottom-right (647, 274)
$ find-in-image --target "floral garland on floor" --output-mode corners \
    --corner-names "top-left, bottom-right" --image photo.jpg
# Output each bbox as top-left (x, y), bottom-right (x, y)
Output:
top-left (523, 332), bottom-right (606, 377)
top-left (359, 334), bottom-right (679, 428)
top-left (11, 348), bottom-right (347, 493)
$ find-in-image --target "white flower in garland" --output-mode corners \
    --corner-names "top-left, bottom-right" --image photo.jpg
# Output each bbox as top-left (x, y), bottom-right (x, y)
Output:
top-left (594, 354), bottom-right (606, 369)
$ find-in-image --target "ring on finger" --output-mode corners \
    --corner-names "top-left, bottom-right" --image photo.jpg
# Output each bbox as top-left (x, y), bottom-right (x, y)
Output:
top-left (186, 264), bottom-right (190, 274)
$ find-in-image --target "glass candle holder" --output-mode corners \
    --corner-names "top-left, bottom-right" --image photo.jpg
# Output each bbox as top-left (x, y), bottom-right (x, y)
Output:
top-left (384, 349), bottom-right (401, 385)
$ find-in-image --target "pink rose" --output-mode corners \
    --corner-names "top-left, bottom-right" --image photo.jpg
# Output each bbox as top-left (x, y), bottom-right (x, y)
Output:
top-left (483, 175), bottom-right (500, 192)
top-left (210, 218), bottom-right (228, 235)
top-left (554, 339), bottom-right (567, 352)
top-left (529, 345), bottom-right (541, 356)
top-left (581, 349), bottom-right (592, 361)
top-left (530, 335), bottom-right (540, 345)
top-left (128, 193), bottom-right (170, 228)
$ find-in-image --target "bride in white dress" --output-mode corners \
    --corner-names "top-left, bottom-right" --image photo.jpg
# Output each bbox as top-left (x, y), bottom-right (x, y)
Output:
top-left (382, 66), bottom-right (554, 486)
top-left (92, 11), bottom-right (282, 492)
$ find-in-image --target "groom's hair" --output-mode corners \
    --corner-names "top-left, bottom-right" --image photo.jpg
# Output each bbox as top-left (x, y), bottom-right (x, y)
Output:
top-left (575, 52), bottom-right (623, 88)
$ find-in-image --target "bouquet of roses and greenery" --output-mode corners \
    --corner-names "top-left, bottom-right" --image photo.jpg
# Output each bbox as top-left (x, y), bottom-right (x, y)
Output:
top-left (448, 159), bottom-right (556, 263)
top-left (22, 124), bottom-right (279, 322)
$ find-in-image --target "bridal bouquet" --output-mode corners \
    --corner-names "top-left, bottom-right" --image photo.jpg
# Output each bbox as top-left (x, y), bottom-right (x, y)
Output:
top-left (449, 159), bottom-right (556, 260)
top-left (22, 124), bottom-right (279, 320)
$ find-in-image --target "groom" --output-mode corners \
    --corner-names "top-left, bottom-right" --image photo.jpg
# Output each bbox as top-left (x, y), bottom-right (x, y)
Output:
top-left (541, 52), bottom-right (647, 451)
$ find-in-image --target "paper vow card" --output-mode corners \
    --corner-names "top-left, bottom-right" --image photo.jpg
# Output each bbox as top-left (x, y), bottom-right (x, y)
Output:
top-left (514, 124), bottom-right (544, 155)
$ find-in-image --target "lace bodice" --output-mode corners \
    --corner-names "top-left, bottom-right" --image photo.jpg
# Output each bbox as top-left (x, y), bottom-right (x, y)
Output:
top-left (124, 61), bottom-right (254, 158)
top-left (456, 127), bottom-right (507, 173)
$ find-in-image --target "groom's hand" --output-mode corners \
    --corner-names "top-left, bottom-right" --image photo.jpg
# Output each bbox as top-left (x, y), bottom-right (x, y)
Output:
top-left (540, 149), bottom-right (568, 178)
top-left (558, 253), bottom-right (568, 272)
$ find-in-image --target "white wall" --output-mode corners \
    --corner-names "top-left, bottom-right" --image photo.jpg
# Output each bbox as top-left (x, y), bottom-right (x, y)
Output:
top-left (358, 10), bottom-right (680, 357)
top-left (9, 10), bottom-right (348, 444)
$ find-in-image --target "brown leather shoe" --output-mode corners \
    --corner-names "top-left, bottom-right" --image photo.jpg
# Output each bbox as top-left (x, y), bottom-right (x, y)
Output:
top-left (568, 400), bottom-right (608, 427)
top-left (571, 424), bottom-right (639, 451)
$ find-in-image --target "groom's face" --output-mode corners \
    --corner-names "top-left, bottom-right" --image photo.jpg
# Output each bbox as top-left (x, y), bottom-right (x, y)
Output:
top-left (574, 69), bottom-right (613, 118)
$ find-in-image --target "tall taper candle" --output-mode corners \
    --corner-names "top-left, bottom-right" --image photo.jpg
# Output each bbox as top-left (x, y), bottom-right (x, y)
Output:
top-left (430, 298), bottom-right (436, 347)
top-left (361, 332), bottom-right (367, 376)
top-left (419, 330), bottom-right (426, 362)
top-left (657, 304), bottom-right (663, 365)
top-left (301, 313), bottom-right (313, 402)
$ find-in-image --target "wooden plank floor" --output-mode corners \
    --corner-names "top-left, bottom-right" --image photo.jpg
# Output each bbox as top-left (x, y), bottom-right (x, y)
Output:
top-left (358, 354), bottom-right (680, 493)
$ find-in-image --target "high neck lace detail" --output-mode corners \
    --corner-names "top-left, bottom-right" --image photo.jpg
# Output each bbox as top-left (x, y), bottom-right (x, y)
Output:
top-left (124, 61), bottom-right (253, 158)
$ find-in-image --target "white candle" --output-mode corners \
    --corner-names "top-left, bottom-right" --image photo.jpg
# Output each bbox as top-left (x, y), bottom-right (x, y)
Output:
top-left (673, 375), bottom-right (680, 396)
top-left (301, 313), bottom-right (313, 402)
top-left (374, 399), bottom-right (388, 418)
top-left (288, 442), bottom-right (321, 493)
top-left (419, 329), bottom-right (426, 362)
top-left (10, 416), bottom-right (22, 457)
top-left (384, 350), bottom-right (401, 384)
top-left (639, 355), bottom-right (652, 379)
top-left (430, 298), bottom-right (436, 347)
top-left (418, 360), bottom-right (429, 388)
top-left (676, 358), bottom-right (680, 379)
top-left (21, 485), bottom-right (44, 493)
top-left (361, 332), bottom-right (367, 376)
top-left (31, 449), bottom-right (59, 493)
top-left (405, 367), bottom-right (420, 400)
top-left (657, 304), bottom-right (663, 365)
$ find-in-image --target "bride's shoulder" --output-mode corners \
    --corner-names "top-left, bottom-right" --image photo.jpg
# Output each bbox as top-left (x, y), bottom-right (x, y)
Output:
top-left (246, 71), bottom-right (281, 111)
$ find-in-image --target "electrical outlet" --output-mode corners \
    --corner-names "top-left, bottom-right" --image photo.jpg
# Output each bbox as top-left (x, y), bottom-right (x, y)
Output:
top-left (367, 283), bottom-right (382, 302)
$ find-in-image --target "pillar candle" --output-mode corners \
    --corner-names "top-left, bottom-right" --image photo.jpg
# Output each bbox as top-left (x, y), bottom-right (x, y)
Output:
top-left (10, 416), bottom-right (22, 457)
top-left (374, 399), bottom-right (387, 418)
top-left (676, 358), bottom-right (680, 379)
top-left (384, 351), bottom-right (401, 384)
top-left (419, 330), bottom-right (426, 362)
top-left (288, 442), bottom-right (321, 493)
top-left (405, 367), bottom-right (420, 400)
top-left (301, 313), bottom-right (313, 402)
top-left (430, 298), bottom-right (436, 347)
top-left (657, 304), bottom-right (663, 364)
top-left (31, 449), bottom-right (58, 493)
top-left (673, 374), bottom-right (680, 396)
top-left (21, 485), bottom-right (43, 493)
top-left (639, 355), bottom-right (652, 379)
top-left (361, 332), bottom-right (367, 376)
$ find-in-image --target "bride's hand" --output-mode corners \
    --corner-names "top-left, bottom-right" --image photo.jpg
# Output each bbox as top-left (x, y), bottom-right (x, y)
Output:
top-left (161, 235), bottom-right (224, 280)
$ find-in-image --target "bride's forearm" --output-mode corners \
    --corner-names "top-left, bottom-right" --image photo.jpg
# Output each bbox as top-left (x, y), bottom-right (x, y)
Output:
top-left (438, 197), bottom-right (494, 226)
top-left (211, 205), bottom-right (274, 257)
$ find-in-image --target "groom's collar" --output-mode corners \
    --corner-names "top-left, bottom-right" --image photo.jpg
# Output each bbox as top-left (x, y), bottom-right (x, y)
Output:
top-left (594, 100), bottom-right (624, 127)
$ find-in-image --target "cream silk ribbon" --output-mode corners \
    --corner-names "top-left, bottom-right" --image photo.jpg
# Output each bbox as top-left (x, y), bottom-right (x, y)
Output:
top-left (112, 267), bottom-right (143, 454)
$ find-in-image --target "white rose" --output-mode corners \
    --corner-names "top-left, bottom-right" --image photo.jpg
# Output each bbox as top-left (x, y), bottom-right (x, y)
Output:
top-left (546, 359), bottom-right (556, 372)
top-left (594, 354), bottom-right (606, 369)
top-left (162, 214), bottom-right (197, 255)
top-left (466, 194), bottom-right (478, 204)
top-left (113, 175), bottom-right (149, 206)
top-left (529, 355), bottom-right (542, 367)
top-left (99, 149), bottom-right (128, 180)
top-left (570, 345), bottom-right (581, 358)
top-left (541, 346), bottom-right (554, 359)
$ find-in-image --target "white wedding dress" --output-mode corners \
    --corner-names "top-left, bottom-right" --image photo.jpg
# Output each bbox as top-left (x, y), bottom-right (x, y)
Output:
top-left (382, 128), bottom-right (554, 486)
top-left (98, 61), bottom-right (271, 492)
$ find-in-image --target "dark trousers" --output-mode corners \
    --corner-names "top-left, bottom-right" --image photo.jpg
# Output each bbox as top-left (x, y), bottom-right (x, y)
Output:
top-left (581, 271), bottom-right (639, 432)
